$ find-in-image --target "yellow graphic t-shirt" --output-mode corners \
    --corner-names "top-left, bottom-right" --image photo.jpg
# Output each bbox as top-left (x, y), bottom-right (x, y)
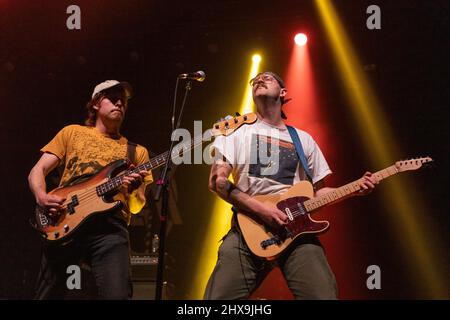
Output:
top-left (41, 124), bottom-right (153, 223)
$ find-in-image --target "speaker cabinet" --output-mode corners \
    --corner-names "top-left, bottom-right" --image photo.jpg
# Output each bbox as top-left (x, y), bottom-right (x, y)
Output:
top-left (130, 254), bottom-right (168, 300)
top-left (132, 281), bottom-right (168, 300)
top-left (132, 281), bottom-right (155, 300)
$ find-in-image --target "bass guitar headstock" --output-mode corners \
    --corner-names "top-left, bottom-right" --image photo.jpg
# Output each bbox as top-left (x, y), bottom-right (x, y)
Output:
top-left (211, 112), bottom-right (257, 137)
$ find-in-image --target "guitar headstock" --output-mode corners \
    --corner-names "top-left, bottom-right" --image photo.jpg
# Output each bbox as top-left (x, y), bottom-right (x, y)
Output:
top-left (395, 157), bottom-right (433, 172)
top-left (211, 113), bottom-right (257, 137)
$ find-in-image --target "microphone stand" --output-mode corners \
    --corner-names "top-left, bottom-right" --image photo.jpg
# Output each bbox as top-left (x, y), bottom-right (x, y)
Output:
top-left (153, 79), bottom-right (192, 300)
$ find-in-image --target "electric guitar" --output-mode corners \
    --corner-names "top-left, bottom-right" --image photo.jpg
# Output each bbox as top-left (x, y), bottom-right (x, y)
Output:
top-left (34, 113), bottom-right (257, 244)
top-left (236, 157), bottom-right (433, 259)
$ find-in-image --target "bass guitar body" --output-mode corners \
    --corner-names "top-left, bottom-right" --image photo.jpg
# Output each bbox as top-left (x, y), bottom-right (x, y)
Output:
top-left (34, 160), bottom-right (128, 244)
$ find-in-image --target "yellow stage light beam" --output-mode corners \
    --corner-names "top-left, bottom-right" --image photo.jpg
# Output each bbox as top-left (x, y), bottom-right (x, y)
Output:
top-left (188, 54), bottom-right (262, 299)
top-left (241, 54), bottom-right (262, 114)
top-left (315, 0), bottom-right (447, 298)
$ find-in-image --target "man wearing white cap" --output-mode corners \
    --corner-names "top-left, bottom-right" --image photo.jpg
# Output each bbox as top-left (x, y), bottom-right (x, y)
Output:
top-left (28, 80), bottom-right (152, 299)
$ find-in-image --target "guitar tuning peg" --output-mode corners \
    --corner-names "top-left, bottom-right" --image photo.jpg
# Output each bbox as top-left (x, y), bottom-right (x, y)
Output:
top-left (235, 112), bottom-right (241, 116)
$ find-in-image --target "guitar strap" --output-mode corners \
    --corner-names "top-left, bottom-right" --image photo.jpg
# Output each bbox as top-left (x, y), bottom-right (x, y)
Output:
top-left (127, 141), bottom-right (137, 166)
top-left (286, 125), bottom-right (313, 183)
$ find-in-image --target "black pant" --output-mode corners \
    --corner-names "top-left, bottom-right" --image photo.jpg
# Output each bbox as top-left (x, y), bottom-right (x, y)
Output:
top-left (34, 214), bottom-right (132, 300)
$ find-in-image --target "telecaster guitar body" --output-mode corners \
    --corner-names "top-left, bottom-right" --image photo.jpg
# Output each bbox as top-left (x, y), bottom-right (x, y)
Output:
top-left (237, 181), bottom-right (329, 259)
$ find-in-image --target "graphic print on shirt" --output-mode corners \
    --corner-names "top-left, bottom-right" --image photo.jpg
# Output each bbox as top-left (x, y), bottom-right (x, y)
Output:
top-left (61, 129), bottom-right (127, 186)
top-left (248, 134), bottom-right (299, 185)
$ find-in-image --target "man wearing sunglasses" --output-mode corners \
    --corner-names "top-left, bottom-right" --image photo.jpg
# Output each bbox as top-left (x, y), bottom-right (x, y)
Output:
top-left (28, 80), bottom-right (152, 299)
top-left (204, 71), bottom-right (378, 300)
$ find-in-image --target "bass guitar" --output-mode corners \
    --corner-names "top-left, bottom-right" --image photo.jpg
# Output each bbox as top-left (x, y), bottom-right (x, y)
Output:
top-left (34, 113), bottom-right (257, 243)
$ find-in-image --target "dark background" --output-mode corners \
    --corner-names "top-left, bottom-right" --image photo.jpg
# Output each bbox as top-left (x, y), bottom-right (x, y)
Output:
top-left (0, 0), bottom-right (448, 299)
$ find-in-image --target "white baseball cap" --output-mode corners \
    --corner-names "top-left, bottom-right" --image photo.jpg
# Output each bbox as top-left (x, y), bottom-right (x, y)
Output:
top-left (91, 80), bottom-right (133, 99)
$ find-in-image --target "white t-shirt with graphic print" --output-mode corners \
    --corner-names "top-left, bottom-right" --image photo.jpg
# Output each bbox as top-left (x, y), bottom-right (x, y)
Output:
top-left (212, 119), bottom-right (332, 196)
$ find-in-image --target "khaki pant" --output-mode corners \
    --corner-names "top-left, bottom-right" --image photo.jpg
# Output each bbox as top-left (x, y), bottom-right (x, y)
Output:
top-left (204, 228), bottom-right (338, 300)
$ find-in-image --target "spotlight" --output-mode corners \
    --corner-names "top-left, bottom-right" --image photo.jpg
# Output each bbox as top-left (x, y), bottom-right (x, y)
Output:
top-left (294, 33), bottom-right (308, 46)
top-left (252, 54), bottom-right (262, 63)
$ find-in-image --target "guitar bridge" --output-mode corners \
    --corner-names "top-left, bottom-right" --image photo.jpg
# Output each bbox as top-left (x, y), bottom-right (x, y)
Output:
top-left (38, 212), bottom-right (49, 228)
top-left (260, 236), bottom-right (281, 249)
top-left (260, 226), bottom-right (293, 249)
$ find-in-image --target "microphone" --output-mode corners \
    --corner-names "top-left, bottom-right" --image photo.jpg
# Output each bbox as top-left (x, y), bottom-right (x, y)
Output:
top-left (178, 70), bottom-right (206, 82)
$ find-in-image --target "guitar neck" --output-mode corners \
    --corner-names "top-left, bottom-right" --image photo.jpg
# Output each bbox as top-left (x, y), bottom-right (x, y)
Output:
top-left (97, 135), bottom-right (205, 195)
top-left (303, 165), bottom-right (399, 213)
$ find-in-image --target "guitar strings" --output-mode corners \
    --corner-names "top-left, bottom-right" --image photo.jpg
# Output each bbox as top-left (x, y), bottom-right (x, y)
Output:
top-left (54, 156), bottom-right (400, 213)
top-left (53, 138), bottom-right (207, 213)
